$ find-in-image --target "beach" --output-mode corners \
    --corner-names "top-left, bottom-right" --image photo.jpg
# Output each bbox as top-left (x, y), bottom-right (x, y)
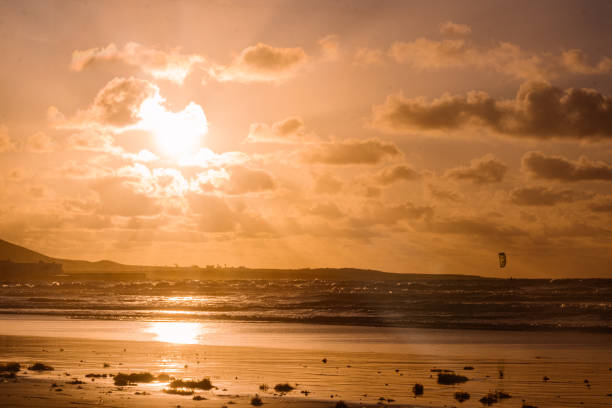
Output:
top-left (1, 316), bottom-right (611, 408)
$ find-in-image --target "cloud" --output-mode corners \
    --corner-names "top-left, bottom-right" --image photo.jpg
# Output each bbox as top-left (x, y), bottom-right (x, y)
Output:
top-left (510, 186), bottom-right (587, 206)
top-left (423, 217), bottom-right (526, 238)
top-left (0, 125), bottom-right (15, 152)
top-left (209, 43), bottom-right (308, 83)
top-left (439, 21), bottom-right (471, 36)
top-left (92, 177), bottom-right (161, 216)
top-left (179, 148), bottom-right (250, 168)
top-left (246, 116), bottom-right (308, 143)
top-left (25, 132), bottom-right (55, 153)
top-left (353, 48), bottom-right (385, 66)
top-left (61, 160), bottom-right (113, 179)
top-left (303, 139), bottom-right (401, 165)
top-left (374, 164), bottom-right (419, 185)
top-left (560, 49), bottom-right (612, 75)
top-left (427, 184), bottom-right (461, 202)
top-left (388, 35), bottom-right (611, 80)
top-left (313, 172), bottom-right (343, 194)
top-left (318, 34), bottom-right (340, 60)
top-left (589, 197), bottom-right (612, 212)
top-left (70, 42), bottom-right (205, 84)
top-left (68, 77), bottom-right (158, 128)
top-left (188, 194), bottom-right (237, 232)
top-left (193, 166), bottom-right (275, 195)
top-left (522, 151), bottom-right (612, 181)
top-left (445, 155), bottom-right (507, 184)
top-left (352, 202), bottom-right (433, 227)
top-left (187, 194), bottom-right (273, 235)
top-left (372, 82), bottom-right (612, 140)
top-left (308, 202), bottom-right (344, 219)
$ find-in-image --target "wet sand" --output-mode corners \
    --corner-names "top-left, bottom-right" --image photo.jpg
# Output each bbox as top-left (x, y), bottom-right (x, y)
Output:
top-left (1, 331), bottom-right (611, 408)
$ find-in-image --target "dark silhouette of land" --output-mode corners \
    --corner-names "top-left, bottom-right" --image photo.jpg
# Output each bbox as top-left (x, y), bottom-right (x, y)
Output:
top-left (0, 238), bottom-right (483, 282)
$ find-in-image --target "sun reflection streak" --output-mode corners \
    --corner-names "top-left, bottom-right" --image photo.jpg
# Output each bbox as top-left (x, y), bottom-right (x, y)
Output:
top-left (145, 321), bottom-right (206, 344)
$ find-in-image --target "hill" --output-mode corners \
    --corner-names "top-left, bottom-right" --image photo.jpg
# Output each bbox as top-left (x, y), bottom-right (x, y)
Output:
top-left (0, 238), bottom-right (483, 281)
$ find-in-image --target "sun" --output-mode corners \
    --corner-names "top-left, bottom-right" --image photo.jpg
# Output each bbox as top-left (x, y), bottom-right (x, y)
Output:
top-left (138, 95), bottom-right (208, 158)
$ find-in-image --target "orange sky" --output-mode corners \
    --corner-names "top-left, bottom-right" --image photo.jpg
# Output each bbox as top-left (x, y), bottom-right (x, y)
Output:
top-left (1, 0), bottom-right (611, 277)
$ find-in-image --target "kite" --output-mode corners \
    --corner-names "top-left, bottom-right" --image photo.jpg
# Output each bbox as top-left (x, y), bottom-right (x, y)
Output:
top-left (498, 252), bottom-right (507, 268)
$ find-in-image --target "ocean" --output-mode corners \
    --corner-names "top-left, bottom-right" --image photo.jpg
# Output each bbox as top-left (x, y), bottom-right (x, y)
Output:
top-left (0, 277), bottom-right (610, 332)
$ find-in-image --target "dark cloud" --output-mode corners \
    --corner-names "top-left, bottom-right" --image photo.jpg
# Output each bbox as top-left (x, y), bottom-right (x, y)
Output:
top-left (523, 151), bottom-right (612, 181)
top-left (445, 155), bottom-right (507, 184)
top-left (372, 82), bottom-right (612, 140)
top-left (303, 139), bottom-right (401, 165)
top-left (374, 164), bottom-right (419, 185)
top-left (510, 186), bottom-right (587, 206)
top-left (90, 77), bottom-right (157, 127)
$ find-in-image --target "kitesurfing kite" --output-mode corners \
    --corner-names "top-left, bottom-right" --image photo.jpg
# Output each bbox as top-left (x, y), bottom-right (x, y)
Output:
top-left (498, 252), bottom-right (507, 268)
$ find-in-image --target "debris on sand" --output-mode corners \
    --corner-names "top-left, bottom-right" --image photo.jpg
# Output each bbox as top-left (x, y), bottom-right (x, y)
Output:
top-left (334, 401), bottom-right (348, 408)
top-left (28, 363), bottom-right (54, 371)
top-left (85, 373), bottom-right (107, 378)
top-left (542, 376), bottom-right (549, 382)
top-left (322, 358), bottom-right (328, 363)
top-left (464, 366), bottom-right (474, 370)
top-left (479, 390), bottom-right (512, 405)
top-left (192, 395), bottom-right (206, 400)
top-left (169, 378), bottom-right (214, 390)
top-left (251, 394), bottom-right (263, 406)
top-left (437, 372), bottom-right (468, 385)
top-left (412, 383), bottom-right (424, 396)
top-left (521, 400), bottom-right (538, 408)
top-left (274, 383), bottom-right (294, 393)
top-left (113, 372), bottom-right (155, 386)
top-left (163, 388), bottom-right (194, 396)
top-left (455, 391), bottom-right (470, 402)
top-left (259, 384), bottom-right (269, 391)
top-left (157, 373), bottom-right (171, 381)
top-left (0, 362), bottom-right (20, 373)
top-left (67, 379), bottom-right (85, 385)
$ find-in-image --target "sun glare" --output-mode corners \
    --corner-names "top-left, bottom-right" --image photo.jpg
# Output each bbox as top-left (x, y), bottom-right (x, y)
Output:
top-left (138, 96), bottom-right (208, 158)
top-left (145, 321), bottom-right (205, 344)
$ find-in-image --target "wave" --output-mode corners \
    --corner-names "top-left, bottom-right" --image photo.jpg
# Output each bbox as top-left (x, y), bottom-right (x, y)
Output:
top-left (1, 278), bottom-right (611, 332)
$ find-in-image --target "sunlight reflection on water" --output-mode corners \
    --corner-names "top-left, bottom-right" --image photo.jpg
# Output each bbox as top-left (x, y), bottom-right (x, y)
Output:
top-left (144, 321), bottom-right (209, 344)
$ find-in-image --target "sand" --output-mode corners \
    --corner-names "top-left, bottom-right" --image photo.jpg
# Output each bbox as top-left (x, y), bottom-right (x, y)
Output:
top-left (1, 332), bottom-right (612, 408)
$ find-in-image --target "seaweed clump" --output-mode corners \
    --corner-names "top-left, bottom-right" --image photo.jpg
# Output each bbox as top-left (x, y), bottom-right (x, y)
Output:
top-left (412, 383), bottom-right (424, 396)
top-left (0, 362), bottom-right (20, 373)
top-left (479, 391), bottom-right (512, 406)
top-left (113, 372), bottom-right (155, 386)
top-left (28, 363), bottom-right (54, 371)
top-left (169, 378), bottom-right (213, 390)
top-left (437, 372), bottom-right (468, 385)
top-left (164, 388), bottom-right (194, 396)
top-left (274, 383), bottom-right (294, 393)
top-left (454, 391), bottom-right (470, 402)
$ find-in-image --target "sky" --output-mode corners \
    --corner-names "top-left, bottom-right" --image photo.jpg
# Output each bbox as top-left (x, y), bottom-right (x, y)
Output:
top-left (0, 0), bottom-right (611, 278)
